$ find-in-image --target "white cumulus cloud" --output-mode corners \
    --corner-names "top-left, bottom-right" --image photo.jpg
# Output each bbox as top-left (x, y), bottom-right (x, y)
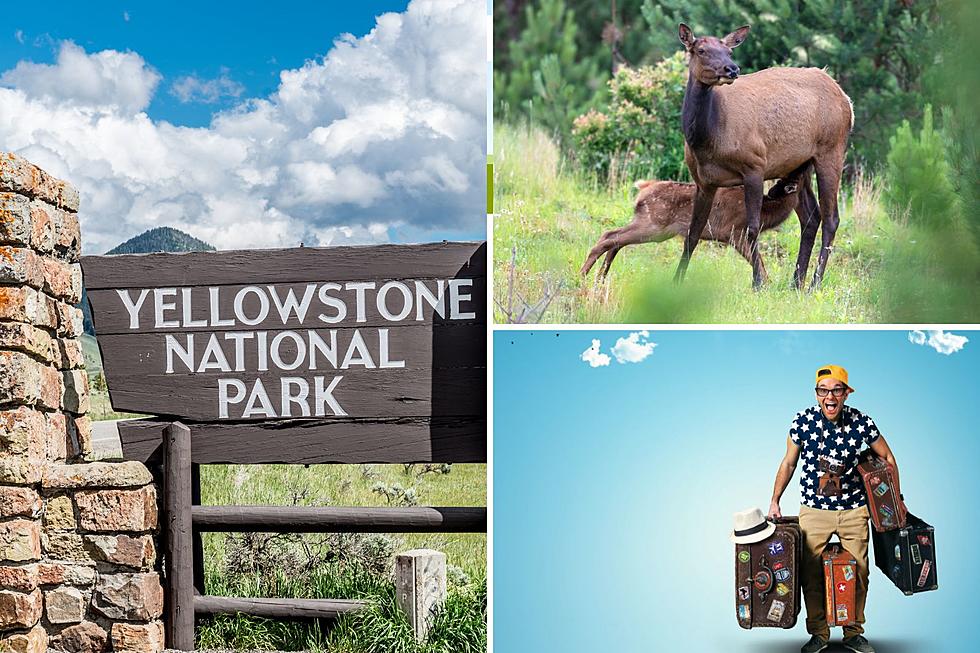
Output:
top-left (581, 339), bottom-right (611, 368)
top-left (0, 41), bottom-right (160, 113)
top-left (0, 0), bottom-right (485, 254)
top-left (611, 330), bottom-right (658, 363)
top-left (170, 71), bottom-right (245, 104)
top-left (908, 330), bottom-right (968, 355)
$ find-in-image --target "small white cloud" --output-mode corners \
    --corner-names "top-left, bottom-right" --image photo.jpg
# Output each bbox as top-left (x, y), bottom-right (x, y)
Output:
top-left (0, 40), bottom-right (159, 113)
top-left (581, 339), bottom-right (611, 368)
top-left (908, 330), bottom-right (968, 355)
top-left (123, 11), bottom-right (130, 22)
top-left (14, 30), bottom-right (25, 44)
top-left (612, 330), bottom-right (657, 364)
top-left (170, 70), bottom-right (245, 104)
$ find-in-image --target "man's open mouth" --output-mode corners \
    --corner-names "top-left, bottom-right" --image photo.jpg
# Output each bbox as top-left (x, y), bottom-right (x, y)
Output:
top-left (825, 400), bottom-right (839, 411)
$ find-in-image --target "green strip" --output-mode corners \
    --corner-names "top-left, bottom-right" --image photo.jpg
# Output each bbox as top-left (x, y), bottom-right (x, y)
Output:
top-left (486, 158), bottom-right (494, 214)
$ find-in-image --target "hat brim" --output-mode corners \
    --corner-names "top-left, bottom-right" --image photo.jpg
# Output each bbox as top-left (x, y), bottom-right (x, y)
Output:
top-left (731, 521), bottom-right (776, 545)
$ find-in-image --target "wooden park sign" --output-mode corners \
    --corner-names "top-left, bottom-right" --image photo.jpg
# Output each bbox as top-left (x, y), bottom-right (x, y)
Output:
top-left (82, 241), bottom-right (487, 649)
top-left (81, 241), bottom-right (487, 464)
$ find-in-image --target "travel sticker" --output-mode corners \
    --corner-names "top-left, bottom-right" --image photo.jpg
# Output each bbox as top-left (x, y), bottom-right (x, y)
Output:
top-left (768, 541), bottom-right (784, 556)
top-left (843, 565), bottom-right (854, 581)
top-left (917, 535), bottom-right (931, 547)
top-left (739, 604), bottom-right (751, 621)
top-left (775, 568), bottom-right (791, 582)
top-left (894, 545), bottom-right (901, 561)
top-left (836, 605), bottom-right (848, 622)
top-left (754, 570), bottom-right (774, 592)
top-left (911, 544), bottom-right (922, 565)
top-left (738, 586), bottom-right (751, 601)
top-left (767, 600), bottom-right (786, 621)
top-left (917, 560), bottom-right (932, 588)
top-left (837, 583), bottom-right (847, 593)
top-left (739, 550), bottom-right (751, 563)
top-left (874, 482), bottom-right (889, 497)
top-left (776, 583), bottom-right (790, 596)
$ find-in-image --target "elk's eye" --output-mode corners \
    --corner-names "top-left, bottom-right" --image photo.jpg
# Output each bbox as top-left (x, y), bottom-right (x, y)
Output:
top-left (697, 48), bottom-right (705, 55)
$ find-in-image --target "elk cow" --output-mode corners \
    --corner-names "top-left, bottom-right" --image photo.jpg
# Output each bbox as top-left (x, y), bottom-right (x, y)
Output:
top-left (581, 164), bottom-right (811, 281)
top-left (674, 23), bottom-right (852, 289)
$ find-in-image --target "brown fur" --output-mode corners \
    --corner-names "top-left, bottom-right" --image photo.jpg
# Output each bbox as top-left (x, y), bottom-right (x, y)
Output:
top-left (676, 23), bottom-right (852, 289)
top-left (581, 169), bottom-right (808, 281)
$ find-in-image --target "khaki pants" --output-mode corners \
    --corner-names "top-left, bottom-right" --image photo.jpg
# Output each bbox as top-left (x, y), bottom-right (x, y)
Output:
top-left (799, 504), bottom-right (870, 640)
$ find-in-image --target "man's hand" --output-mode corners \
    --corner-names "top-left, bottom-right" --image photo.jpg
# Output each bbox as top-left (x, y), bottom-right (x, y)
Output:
top-left (768, 501), bottom-right (782, 520)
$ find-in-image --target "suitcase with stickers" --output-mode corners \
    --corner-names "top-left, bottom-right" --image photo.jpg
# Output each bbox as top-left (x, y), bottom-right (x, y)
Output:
top-left (822, 544), bottom-right (858, 626)
top-left (871, 512), bottom-right (938, 595)
top-left (735, 517), bottom-right (803, 629)
top-left (857, 450), bottom-right (907, 532)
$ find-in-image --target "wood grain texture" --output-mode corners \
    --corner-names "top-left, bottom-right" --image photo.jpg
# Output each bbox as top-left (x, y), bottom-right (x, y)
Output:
top-left (191, 506), bottom-right (487, 533)
top-left (117, 417), bottom-right (487, 464)
top-left (163, 422), bottom-right (195, 651)
top-left (81, 241), bottom-right (486, 289)
top-left (193, 595), bottom-right (365, 619)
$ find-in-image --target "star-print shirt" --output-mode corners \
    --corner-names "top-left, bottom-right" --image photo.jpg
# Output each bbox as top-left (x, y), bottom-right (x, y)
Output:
top-left (789, 405), bottom-right (881, 510)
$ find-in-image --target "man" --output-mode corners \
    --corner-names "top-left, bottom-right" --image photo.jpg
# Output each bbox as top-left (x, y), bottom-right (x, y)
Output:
top-left (768, 365), bottom-right (902, 653)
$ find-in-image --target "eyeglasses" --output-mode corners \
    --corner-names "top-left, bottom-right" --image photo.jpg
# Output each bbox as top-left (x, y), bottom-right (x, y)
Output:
top-left (815, 387), bottom-right (848, 397)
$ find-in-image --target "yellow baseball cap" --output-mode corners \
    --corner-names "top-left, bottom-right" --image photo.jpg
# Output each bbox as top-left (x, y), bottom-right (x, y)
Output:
top-left (815, 364), bottom-right (854, 391)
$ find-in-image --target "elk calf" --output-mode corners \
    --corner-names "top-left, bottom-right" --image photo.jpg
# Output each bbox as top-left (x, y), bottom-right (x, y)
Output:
top-left (581, 166), bottom-right (810, 282)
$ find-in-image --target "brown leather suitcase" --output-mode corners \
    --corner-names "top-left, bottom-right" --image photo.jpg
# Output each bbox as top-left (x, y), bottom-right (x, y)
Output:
top-left (823, 544), bottom-right (858, 627)
top-left (735, 517), bottom-right (802, 629)
top-left (857, 450), bottom-right (907, 531)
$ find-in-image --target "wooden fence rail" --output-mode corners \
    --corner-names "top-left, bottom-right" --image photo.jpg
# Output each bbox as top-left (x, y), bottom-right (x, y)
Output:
top-left (191, 505), bottom-right (487, 533)
top-left (162, 421), bottom-right (487, 650)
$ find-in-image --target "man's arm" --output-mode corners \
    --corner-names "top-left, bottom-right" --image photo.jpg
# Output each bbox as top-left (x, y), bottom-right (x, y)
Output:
top-left (768, 436), bottom-right (802, 519)
top-left (870, 435), bottom-right (901, 498)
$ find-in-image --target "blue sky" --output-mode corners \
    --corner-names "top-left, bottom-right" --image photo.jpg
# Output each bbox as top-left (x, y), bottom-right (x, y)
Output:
top-left (1, 1), bottom-right (410, 127)
top-left (494, 329), bottom-right (975, 652)
top-left (0, 1), bottom-right (486, 254)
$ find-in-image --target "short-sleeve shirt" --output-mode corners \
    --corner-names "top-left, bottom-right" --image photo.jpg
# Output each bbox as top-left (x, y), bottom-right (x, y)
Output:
top-left (789, 405), bottom-right (881, 510)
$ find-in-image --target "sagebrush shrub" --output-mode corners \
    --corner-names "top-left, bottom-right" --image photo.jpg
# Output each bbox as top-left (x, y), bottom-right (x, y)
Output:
top-left (571, 52), bottom-right (688, 184)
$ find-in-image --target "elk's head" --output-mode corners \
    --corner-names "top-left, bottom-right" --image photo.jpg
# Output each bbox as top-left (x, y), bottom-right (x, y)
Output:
top-left (678, 23), bottom-right (750, 86)
top-left (766, 178), bottom-right (801, 201)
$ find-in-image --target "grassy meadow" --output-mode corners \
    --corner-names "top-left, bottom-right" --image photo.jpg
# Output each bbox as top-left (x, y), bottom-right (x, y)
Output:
top-left (492, 124), bottom-right (956, 324)
top-left (86, 348), bottom-right (487, 651)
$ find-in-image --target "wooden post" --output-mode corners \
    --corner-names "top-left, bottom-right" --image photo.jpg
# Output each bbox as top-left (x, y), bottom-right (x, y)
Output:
top-left (164, 422), bottom-right (195, 651)
top-left (395, 549), bottom-right (447, 642)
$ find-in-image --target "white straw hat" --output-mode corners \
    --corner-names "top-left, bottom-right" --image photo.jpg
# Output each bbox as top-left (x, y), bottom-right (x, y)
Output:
top-left (731, 507), bottom-right (776, 544)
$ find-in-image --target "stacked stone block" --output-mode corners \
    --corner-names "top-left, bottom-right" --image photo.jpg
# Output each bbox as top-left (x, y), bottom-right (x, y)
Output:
top-left (1, 153), bottom-right (165, 652)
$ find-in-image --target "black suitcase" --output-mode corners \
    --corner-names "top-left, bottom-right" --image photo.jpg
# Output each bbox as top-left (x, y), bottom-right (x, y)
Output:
top-left (871, 513), bottom-right (938, 595)
top-left (735, 517), bottom-right (803, 628)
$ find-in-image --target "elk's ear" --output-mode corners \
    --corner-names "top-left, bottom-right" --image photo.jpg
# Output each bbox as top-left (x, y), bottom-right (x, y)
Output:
top-left (722, 25), bottom-right (751, 48)
top-left (678, 23), bottom-right (696, 49)
top-left (784, 183), bottom-right (798, 194)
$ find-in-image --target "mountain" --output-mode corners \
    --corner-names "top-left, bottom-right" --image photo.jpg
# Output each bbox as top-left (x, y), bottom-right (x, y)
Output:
top-left (105, 226), bottom-right (216, 255)
top-left (82, 227), bottom-right (216, 335)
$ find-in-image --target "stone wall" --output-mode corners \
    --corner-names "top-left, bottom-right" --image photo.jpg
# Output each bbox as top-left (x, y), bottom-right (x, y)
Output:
top-left (1, 153), bottom-right (165, 653)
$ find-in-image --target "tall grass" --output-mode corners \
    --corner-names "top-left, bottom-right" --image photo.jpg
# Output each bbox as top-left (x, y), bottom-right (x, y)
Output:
top-left (493, 124), bottom-right (977, 324)
top-left (192, 463), bottom-right (487, 650)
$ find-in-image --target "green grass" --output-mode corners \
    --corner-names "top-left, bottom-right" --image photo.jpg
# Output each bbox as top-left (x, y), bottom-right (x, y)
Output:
top-left (493, 124), bottom-right (917, 324)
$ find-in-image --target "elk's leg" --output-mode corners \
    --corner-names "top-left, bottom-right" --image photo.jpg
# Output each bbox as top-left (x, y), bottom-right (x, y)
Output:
top-left (742, 173), bottom-right (766, 290)
top-left (581, 228), bottom-right (623, 276)
top-left (793, 181), bottom-right (820, 289)
top-left (598, 246), bottom-right (623, 279)
top-left (674, 185), bottom-right (717, 283)
top-left (732, 231), bottom-right (769, 285)
top-left (811, 155), bottom-right (844, 290)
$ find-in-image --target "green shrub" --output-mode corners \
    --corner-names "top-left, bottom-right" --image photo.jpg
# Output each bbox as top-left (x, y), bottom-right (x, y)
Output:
top-left (884, 105), bottom-right (958, 229)
top-left (570, 52), bottom-right (688, 183)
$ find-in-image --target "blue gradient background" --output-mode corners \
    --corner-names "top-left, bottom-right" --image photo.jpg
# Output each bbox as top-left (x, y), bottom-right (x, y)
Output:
top-left (493, 330), bottom-right (976, 653)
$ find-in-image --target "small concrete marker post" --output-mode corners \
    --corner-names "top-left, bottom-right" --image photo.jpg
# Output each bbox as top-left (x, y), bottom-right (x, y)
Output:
top-left (395, 549), bottom-right (447, 641)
